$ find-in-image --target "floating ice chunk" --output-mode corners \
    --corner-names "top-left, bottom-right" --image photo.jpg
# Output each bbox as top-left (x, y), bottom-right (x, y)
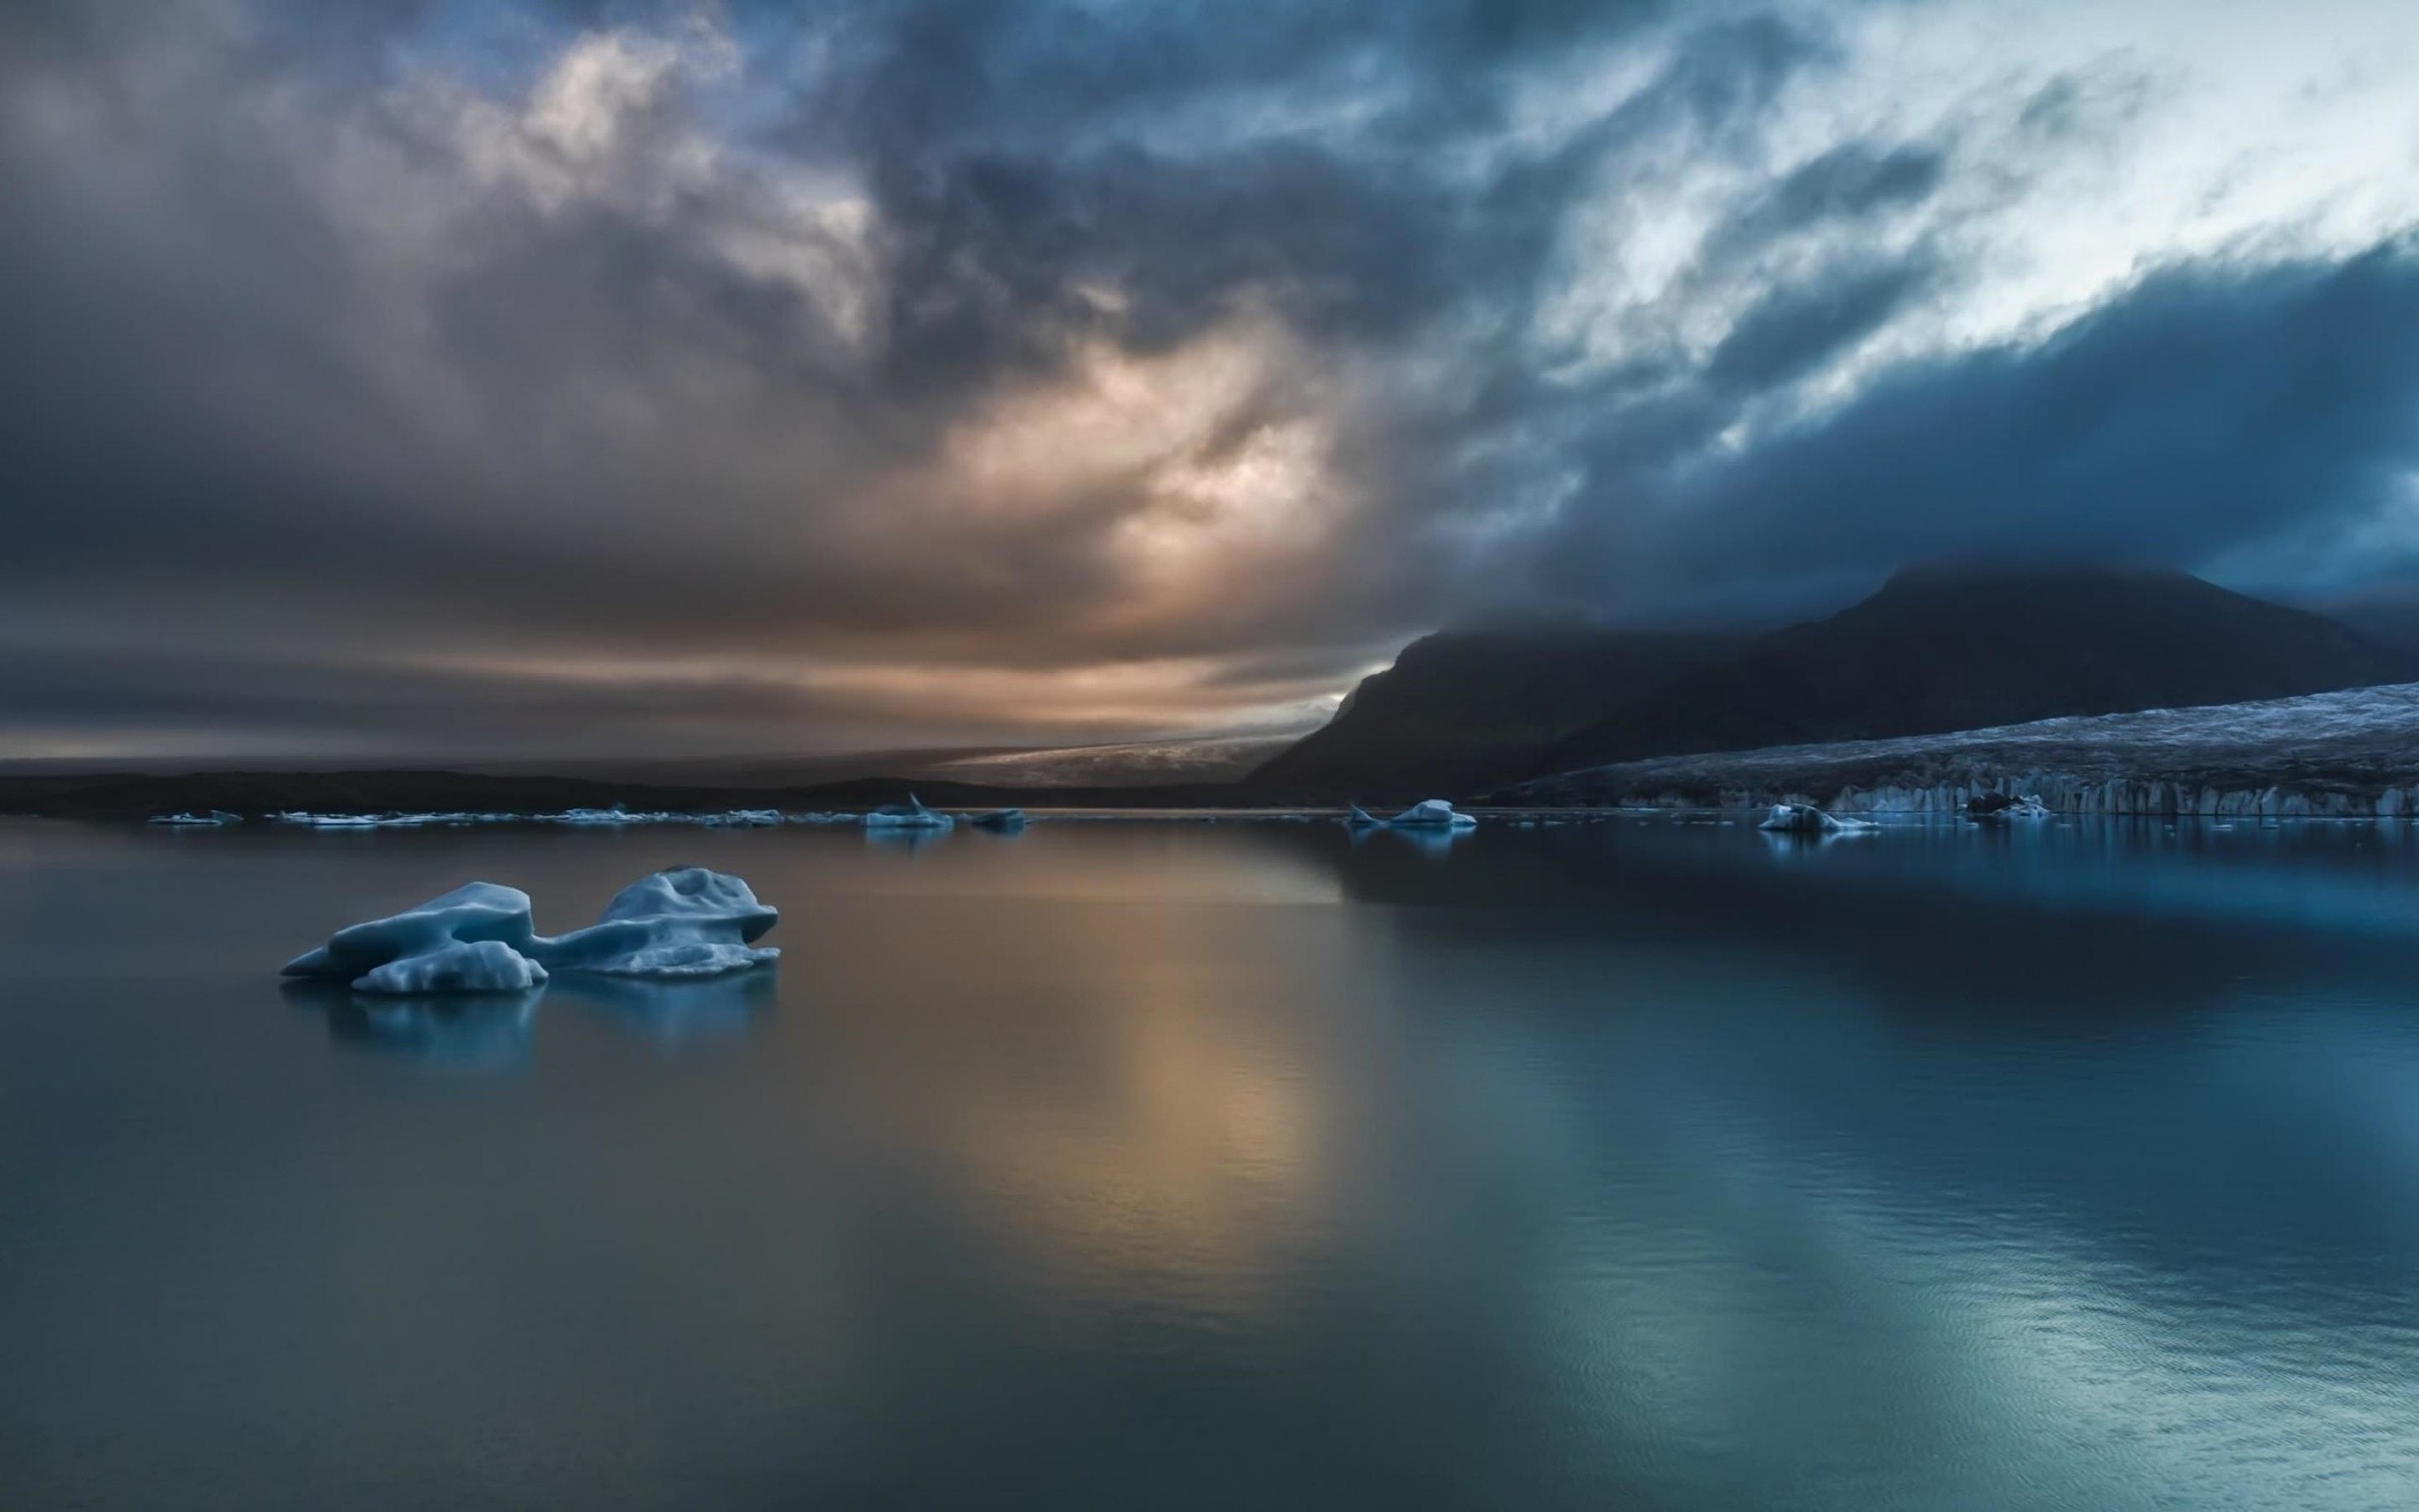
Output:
top-left (705, 809), bottom-right (783, 827)
top-left (1966, 792), bottom-right (2053, 821)
top-left (1386, 799), bottom-right (1478, 829)
top-left (971, 808), bottom-right (1027, 832)
top-left (356, 939), bottom-right (548, 994)
top-left (283, 882), bottom-right (546, 993)
top-left (538, 867), bottom-right (780, 979)
top-left (863, 795), bottom-right (953, 830)
top-left (546, 807), bottom-right (677, 826)
top-left (1757, 802), bottom-right (1871, 834)
top-left (283, 868), bottom-right (780, 993)
top-left (150, 810), bottom-right (241, 826)
top-left (1345, 803), bottom-right (1383, 828)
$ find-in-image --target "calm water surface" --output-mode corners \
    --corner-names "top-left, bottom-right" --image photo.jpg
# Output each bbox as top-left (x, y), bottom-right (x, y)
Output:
top-left (3, 816), bottom-right (2417, 1510)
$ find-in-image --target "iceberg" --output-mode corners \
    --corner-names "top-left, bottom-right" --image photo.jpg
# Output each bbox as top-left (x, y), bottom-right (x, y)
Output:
top-left (283, 882), bottom-right (547, 992)
top-left (1386, 798), bottom-right (1479, 830)
top-left (703, 809), bottom-right (783, 827)
top-left (270, 810), bottom-right (515, 829)
top-left (150, 810), bottom-right (241, 827)
top-left (1756, 802), bottom-right (1871, 835)
top-left (1347, 799), bottom-right (1478, 830)
top-left (282, 867), bottom-right (778, 994)
top-left (971, 808), bottom-right (1027, 832)
top-left (545, 807), bottom-right (678, 826)
top-left (1965, 792), bottom-right (2053, 821)
top-left (357, 938), bottom-right (549, 994)
top-left (863, 795), bottom-right (953, 830)
top-left (538, 867), bottom-right (781, 978)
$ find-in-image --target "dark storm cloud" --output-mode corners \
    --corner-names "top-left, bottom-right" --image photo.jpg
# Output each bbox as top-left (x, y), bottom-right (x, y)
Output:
top-left (1576, 241), bottom-right (2419, 606)
top-left (2, 0), bottom-right (2416, 756)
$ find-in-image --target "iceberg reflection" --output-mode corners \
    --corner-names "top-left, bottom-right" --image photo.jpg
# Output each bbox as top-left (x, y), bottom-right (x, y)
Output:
top-left (285, 981), bottom-right (540, 1078)
top-left (548, 969), bottom-right (777, 1048)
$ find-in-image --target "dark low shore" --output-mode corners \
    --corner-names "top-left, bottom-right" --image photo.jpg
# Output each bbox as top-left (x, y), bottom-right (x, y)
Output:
top-left (0, 769), bottom-right (1257, 822)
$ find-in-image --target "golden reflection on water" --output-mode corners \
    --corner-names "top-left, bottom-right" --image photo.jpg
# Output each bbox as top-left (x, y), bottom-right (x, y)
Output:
top-left (794, 827), bottom-right (1361, 1316)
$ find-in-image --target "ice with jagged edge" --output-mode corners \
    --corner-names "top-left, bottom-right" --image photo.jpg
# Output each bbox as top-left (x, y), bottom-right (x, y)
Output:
top-left (1386, 798), bottom-right (1478, 829)
top-left (1346, 798), bottom-right (1478, 830)
top-left (1757, 802), bottom-right (1873, 834)
top-left (863, 795), bottom-right (953, 830)
top-left (282, 882), bottom-right (551, 992)
top-left (282, 867), bottom-right (779, 994)
top-left (541, 868), bottom-right (781, 977)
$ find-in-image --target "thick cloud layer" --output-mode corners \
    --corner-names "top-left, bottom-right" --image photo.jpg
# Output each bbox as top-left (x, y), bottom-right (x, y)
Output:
top-left (4, 0), bottom-right (2418, 758)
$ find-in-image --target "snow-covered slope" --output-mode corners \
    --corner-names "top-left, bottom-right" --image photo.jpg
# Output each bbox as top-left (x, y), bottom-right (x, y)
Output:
top-left (1496, 682), bottom-right (2419, 817)
top-left (916, 732), bottom-right (1301, 788)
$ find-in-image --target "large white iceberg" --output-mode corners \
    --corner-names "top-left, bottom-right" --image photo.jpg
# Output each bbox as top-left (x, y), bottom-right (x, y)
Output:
top-left (282, 882), bottom-right (546, 992)
top-left (863, 795), bottom-right (953, 830)
top-left (282, 867), bottom-right (779, 994)
top-left (1386, 798), bottom-right (1479, 830)
top-left (1757, 802), bottom-right (1872, 835)
top-left (1346, 799), bottom-right (1478, 830)
top-left (538, 867), bottom-right (781, 978)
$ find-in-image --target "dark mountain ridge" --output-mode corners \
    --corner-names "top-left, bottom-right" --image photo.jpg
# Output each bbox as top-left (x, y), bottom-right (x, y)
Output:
top-left (1248, 566), bottom-right (2419, 800)
top-left (1245, 625), bottom-right (1750, 800)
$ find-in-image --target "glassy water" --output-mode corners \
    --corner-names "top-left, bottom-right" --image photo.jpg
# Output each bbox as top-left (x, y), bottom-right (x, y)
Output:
top-left (3, 816), bottom-right (2417, 1510)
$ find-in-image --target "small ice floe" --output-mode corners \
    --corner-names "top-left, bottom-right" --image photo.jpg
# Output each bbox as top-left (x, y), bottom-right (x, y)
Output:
top-left (282, 867), bottom-right (779, 994)
top-left (1344, 803), bottom-right (1384, 828)
top-left (1757, 802), bottom-right (1872, 835)
top-left (971, 808), bottom-right (1027, 832)
top-left (1385, 798), bottom-right (1479, 830)
top-left (545, 807), bottom-right (679, 826)
top-left (863, 795), bottom-right (953, 830)
top-left (272, 811), bottom-right (513, 829)
top-left (1965, 792), bottom-right (2053, 822)
top-left (784, 811), bottom-right (857, 825)
top-left (704, 809), bottom-right (783, 827)
top-left (150, 810), bottom-right (241, 827)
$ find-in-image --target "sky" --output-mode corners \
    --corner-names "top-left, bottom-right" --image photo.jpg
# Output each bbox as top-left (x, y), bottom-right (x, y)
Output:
top-left (5, 0), bottom-right (2419, 762)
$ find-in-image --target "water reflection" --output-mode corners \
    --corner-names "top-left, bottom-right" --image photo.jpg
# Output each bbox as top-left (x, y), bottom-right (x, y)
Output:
top-left (286, 981), bottom-right (541, 1078)
top-left (547, 969), bottom-right (776, 1048)
top-left (285, 968), bottom-right (778, 1064)
top-left (863, 825), bottom-right (949, 853)
top-left (13, 817), bottom-right (2419, 1510)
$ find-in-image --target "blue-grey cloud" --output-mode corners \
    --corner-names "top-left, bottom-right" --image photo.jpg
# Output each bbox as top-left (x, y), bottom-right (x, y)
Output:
top-left (1, 0), bottom-right (2415, 757)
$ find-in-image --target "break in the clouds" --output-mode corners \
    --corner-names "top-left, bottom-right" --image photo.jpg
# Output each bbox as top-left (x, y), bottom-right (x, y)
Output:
top-left (4, 0), bottom-right (2419, 759)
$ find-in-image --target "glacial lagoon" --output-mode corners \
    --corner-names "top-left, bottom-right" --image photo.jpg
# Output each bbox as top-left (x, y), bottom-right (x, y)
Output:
top-left (3, 815), bottom-right (2417, 1510)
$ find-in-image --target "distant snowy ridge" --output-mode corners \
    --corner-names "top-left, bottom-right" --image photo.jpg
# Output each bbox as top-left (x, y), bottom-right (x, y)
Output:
top-left (1498, 682), bottom-right (2419, 817)
top-left (917, 732), bottom-right (1302, 788)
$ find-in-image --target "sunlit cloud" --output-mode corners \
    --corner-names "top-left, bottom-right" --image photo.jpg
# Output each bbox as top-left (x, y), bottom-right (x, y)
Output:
top-left (3, 0), bottom-right (2416, 757)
